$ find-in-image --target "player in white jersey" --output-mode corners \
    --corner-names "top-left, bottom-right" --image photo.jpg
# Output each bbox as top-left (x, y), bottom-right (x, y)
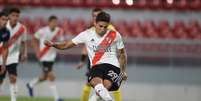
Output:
top-left (26, 15), bottom-right (64, 101)
top-left (45, 12), bottom-right (127, 101)
top-left (0, 7), bottom-right (27, 101)
top-left (76, 8), bottom-right (123, 101)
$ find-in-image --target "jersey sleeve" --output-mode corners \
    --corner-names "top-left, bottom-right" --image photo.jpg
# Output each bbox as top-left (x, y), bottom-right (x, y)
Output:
top-left (71, 31), bottom-right (87, 45)
top-left (116, 32), bottom-right (125, 49)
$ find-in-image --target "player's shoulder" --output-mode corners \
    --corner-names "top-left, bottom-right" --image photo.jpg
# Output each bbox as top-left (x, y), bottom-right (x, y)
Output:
top-left (0, 27), bottom-right (10, 42)
top-left (81, 27), bottom-right (94, 34)
top-left (107, 24), bottom-right (116, 31)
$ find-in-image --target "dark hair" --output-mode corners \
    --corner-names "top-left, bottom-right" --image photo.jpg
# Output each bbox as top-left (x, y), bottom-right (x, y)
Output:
top-left (48, 15), bottom-right (57, 22)
top-left (0, 11), bottom-right (7, 17)
top-left (8, 7), bottom-right (20, 14)
top-left (96, 12), bottom-right (110, 23)
top-left (92, 8), bottom-right (102, 13)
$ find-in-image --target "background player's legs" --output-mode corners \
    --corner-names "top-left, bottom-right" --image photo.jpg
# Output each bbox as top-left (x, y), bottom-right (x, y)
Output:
top-left (9, 74), bottom-right (17, 101)
top-left (80, 83), bottom-right (91, 101)
top-left (0, 68), bottom-right (6, 92)
top-left (90, 77), bottom-right (112, 101)
top-left (112, 89), bottom-right (122, 101)
top-left (7, 64), bottom-right (18, 101)
top-left (47, 71), bottom-right (61, 101)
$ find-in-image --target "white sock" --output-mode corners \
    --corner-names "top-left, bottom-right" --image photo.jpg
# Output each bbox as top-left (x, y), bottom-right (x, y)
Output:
top-left (88, 93), bottom-right (97, 101)
top-left (29, 78), bottom-right (39, 88)
top-left (10, 84), bottom-right (17, 101)
top-left (49, 82), bottom-right (59, 101)
top-left (94, 84), bottom-right (112, 101)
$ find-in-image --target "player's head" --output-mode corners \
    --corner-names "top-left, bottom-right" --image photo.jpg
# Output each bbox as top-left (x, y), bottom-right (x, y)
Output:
top-left (94, 11), bottom-right (110, 36)
top-left (48, 15), bottom-right (58, 30)
top-left (92, 8), bottom-right (102, 24)
top-left (8, 7), bottom-right (20, 24)
top-left (0, 11), bottom-right (8, 28)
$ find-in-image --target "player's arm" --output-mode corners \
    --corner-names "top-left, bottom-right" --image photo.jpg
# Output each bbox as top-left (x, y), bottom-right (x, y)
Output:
top-left (2, 41), bottom-right (9, 67)
top-left (31, 36), bottom-right (40, 57)
top-left (76, 47), bottom-right (87, 69)
top-left (45, 30), bottom-right (87, 50)
top-left (19, 27), bottom-right (28, 62)
top-left (44, 40), bottom-right (76, 50)
top-left (118, 48), bottom-right (127, 80)
top-left (19, 40), bottom-right (27, 62)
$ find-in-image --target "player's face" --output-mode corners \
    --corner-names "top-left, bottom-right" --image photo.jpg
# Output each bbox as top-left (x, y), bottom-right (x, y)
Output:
top-left (95, 21), bottom-right (108, 36)
top-left (49, 19), bottom-right (57, 30)
top-left (0, 16), bottom-right (8, 28)
top-left (8, 12), bottom-right (20, 24)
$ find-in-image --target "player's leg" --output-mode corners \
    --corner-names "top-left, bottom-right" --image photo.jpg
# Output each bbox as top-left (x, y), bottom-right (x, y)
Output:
top-left (26, 62), bottom-right (49, 97)
top-left (80, 83), bottom-right (91, 101)
top-left (103, 64), bottom-right (123, 101)
top-left (112, 89), bottom-right (122, 101)
top-left (88, 64), bottom-right (113, 101)
top-left (45, 62), bottom-right (63, 101)
top-left (7, 63), bottom-right (18, 101)
top-left (81, 68), bottom-right (91, 101)
top-left (0, 66), bottom-right (7, 92)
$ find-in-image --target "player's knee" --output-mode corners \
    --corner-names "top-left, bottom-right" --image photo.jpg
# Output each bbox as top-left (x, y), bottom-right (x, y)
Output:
top-left (9, 75), bottom-right (16, 83)
top-left (48, 72), bottom-right (55, 81)
top-left (90, 77), bottom-right (102, 87)
top-left (103, 80), bottom-right (112, 90)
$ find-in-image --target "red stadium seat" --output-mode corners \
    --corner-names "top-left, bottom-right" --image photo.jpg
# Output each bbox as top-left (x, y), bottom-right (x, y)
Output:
top-left (19, 0), bottom-right (30, 5)
top-left (175, 0), bottom-right (188, 10)
top-left (60, 18), bottom-right (74, 35)
top-left (71, 18), bottom-right (86, 34)
top-left (32, 17), bottom-right (46, 33)
top-left (160, 29), bottom-right (175, 39)
top-left (113, 20), bottom-right (129, 37)
top-left (129, 20), bottom-right (144, 38)
top-left (190, 0), bottom-right (201, 10)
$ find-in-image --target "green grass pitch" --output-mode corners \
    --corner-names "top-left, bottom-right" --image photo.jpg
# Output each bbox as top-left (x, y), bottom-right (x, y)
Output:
top-left (0, 96), bottom-right (79, 101)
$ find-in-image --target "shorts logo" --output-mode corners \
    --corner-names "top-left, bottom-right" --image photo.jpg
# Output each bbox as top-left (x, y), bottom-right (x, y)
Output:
top-left (107, 70), bottom-right (118, 81)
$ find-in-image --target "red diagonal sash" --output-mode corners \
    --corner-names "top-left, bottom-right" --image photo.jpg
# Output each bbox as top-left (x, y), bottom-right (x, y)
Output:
top-left (0, 25), bottom-right (25, 55)
top-left (38, 29), bottom-right (62, 59)
top-left (92, 31), bottom-right (116, 66)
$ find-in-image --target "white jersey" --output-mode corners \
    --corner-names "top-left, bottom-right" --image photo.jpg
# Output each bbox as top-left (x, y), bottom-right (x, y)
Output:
top-left (72, 27), bottom-right (124, 68)
top-left (0, 21), bottom-right (27, 65)
top-left (35, 26), bottom-right (64, 61)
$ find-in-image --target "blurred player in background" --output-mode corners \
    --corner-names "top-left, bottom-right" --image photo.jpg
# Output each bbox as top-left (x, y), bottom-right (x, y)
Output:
top-left (76, 8), bottom-right (122, 101)
top-left (44, 11), bottom-right (127, 101)
top-left (26, 15), bottom-right (64, 101)
top-left (0, 7), bottom-right (27, 101)
top-left (0, 11), bottom-right (10, 86)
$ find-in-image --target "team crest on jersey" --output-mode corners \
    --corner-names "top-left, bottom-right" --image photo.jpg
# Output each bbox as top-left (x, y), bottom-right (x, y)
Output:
top-left (90, 38), bottom-right (95, 42)
top-left (106, 37), bottom-right (112, 44)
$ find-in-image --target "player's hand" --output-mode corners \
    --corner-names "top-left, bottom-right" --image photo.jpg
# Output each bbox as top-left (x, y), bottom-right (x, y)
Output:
top-left (44, 40), bottom-right (53, 47)
top-left (75, 61), bottom-right (85, 69)
top-left (0, 65), bottom-right (6, 75)
top-left (121, 71), bottom-right (127, 81)
top-left (19, 53), bottom-right (27, 62)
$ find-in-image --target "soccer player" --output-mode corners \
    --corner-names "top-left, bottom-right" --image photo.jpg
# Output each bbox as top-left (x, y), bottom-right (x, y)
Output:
top-left (44, 12), bottom-right (127, 101)
top-left (0, 11), bottom-right (10, 80)
top-left (26, 15), bottom-right (64, 101)
top-left (0, 7), bottom-right (27, 101)
top-left (76, 8), bottom-right (122, 101)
